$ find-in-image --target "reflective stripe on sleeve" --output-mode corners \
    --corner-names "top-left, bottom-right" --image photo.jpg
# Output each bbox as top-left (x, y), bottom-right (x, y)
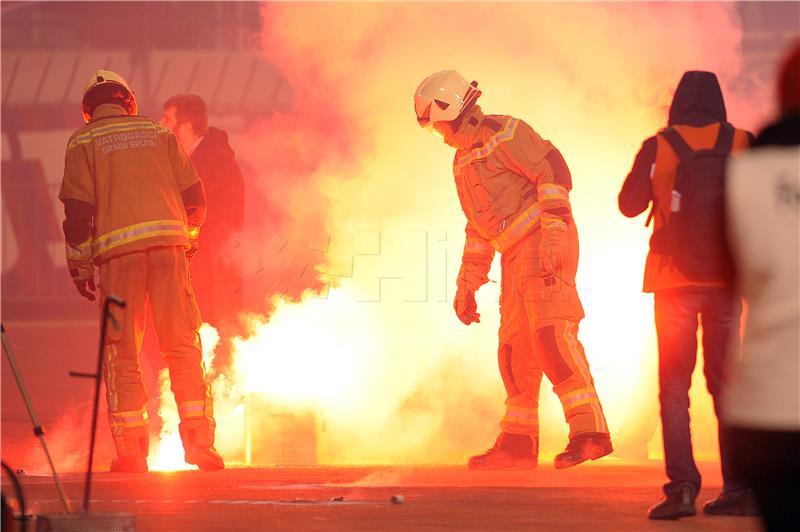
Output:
top-left (463, 237), bottom-right (495, 258)
top-left (490, 202), bottom-right (542, 252)
top-left (65, 237), bottom-right (93, 261)
top-left (538, 183), bottom-right (569, 202)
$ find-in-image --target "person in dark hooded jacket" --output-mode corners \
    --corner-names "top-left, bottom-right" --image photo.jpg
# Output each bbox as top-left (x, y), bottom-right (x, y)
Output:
top-left (619, 72), bottom-right (757, 520)
top-left (162, 95), bottom-right (245, 342)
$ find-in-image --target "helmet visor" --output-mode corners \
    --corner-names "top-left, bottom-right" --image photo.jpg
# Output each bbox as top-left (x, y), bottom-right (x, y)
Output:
top-left (415, 100), bottom-right (432, 127)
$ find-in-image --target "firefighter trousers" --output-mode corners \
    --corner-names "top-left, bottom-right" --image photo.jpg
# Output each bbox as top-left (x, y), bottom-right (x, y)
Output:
top-left (497, 225), bottom-right (609, 441)
top-left (99, 245), bottom-right (215, 458)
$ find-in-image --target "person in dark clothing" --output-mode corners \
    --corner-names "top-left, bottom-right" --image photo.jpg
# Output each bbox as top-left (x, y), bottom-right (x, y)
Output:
top-left (162, 95), bottom-right (245, 354)
top-left (724, 41), bottom-right (800, 532)
top-left (619, 71), bottom-right (757, 520)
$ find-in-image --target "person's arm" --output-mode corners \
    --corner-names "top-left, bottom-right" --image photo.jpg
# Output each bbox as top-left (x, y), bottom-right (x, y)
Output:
top-left (215, 156), bottom-right (245, 231)
top-left (495, 119), bottom-right (574, 271)
top-left (59, 139), bottom-right (97, 300)
top-left (457, 222), bottom-right (495, 292)
top-left (181, 181), bottom-right (207, 236)
top-left (229, 159), bottom-right (245, 230)
top-left (181, 180), bottom-right (206, 261)
top-left (455, 222), bottom-right (495, 325)
top-left (618, 137), bottom-right (657, 218)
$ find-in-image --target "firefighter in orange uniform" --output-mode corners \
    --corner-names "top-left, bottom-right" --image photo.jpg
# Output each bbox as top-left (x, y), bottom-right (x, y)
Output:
top-left (59, 70), bottom-right (224, 472)
top-left (415, 71), bottom-right (612, 469)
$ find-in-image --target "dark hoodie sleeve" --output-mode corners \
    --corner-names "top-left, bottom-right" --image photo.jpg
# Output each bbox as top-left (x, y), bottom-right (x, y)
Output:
top-left (181, 180), bottom-right (207, 230)
top-left (217, 150), bottom-right (245, 230)
top-left (619, 136), bottom-right (656, 218)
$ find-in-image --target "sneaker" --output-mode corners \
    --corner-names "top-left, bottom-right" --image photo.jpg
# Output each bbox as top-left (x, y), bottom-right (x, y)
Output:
top-left (554, 432), bottom-right (613, 469)
top-left (648, 483), bottom-right (697, 520)
top-left (467, 432), bottom-right (538, 470)
top-left (703, 490), bottom-right (759, 516)
top-left (109, 455), bottom-right (148, 473)
top-left (185, 447), bottom-right (225, 471)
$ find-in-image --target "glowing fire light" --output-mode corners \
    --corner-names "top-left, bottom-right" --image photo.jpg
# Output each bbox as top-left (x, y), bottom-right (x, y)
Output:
top-left (150, 324), bottom-right (221, 471)
top-left (232, 292), bottom-right (378, 403)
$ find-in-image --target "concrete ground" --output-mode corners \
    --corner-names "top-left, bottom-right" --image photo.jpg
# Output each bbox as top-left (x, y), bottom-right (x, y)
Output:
top-left (3, 462), bottom-right (762, 531)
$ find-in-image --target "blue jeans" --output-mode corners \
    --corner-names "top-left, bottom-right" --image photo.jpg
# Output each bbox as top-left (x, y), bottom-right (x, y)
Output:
top-left (654, 288), bottom-right (745, 496)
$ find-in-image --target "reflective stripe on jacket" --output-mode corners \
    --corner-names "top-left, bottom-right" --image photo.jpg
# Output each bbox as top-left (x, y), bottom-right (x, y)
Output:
top-left (452, 106), bottom-right (573, 291)
top-left (59, 104), bottom-right (204, 264)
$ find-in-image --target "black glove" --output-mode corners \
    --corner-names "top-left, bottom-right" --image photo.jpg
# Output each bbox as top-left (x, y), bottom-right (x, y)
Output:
top-left (186, 239), bottom-right (199, 261)
top-left (73, 278), bottom-right (97, 302)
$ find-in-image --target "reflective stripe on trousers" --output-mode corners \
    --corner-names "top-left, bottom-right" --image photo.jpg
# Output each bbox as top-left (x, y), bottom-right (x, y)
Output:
top-left (496, 228), bottom-right (609, 439)
top-left (100, 246), bottom-right (214, 457)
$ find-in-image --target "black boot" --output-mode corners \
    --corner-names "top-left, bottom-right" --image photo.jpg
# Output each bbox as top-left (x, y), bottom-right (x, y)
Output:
top-left (109, 455), bottom-right (148, 473)
top-left (180, 422), bottom-right (225, 471)
top-left (467, 432), bottom-right (538, 470)
top-left (554, 432), bottom-right (613, 469)
top-left (648, 483), bottom-right (697, 520)
top-left (185, 447), bottom-right (225, 471)
top-left (703, 489), bottom-right (759, 516)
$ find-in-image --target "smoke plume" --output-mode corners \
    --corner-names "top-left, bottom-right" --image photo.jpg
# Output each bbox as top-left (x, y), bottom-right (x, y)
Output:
top-left (151, 2), bottom-right (768, 466)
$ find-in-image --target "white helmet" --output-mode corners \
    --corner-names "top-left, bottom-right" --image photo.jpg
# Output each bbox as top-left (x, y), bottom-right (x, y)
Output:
top-left (81, 69), bottom-right (138, 123)
top-left (414, 70), bottom-right (481, 128)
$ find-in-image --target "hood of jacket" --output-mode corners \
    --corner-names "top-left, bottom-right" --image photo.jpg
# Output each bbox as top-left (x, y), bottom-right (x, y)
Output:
top-left (194, 127), bottom-right (235, 161)
top-left (668, 71), bottom-right (727, 127)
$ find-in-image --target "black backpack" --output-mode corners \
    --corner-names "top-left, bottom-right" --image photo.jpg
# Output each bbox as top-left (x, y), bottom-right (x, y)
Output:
top-left (649, 124), bottom-right (735, 281)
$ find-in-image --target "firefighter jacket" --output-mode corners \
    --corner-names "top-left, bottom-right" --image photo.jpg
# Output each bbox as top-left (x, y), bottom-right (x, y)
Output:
top-left (619, 71), bottom-right (752, 293)
top-left (449, 105), bottom-right (573, 292)
top-left (59, 103), bottom-right (206, 280)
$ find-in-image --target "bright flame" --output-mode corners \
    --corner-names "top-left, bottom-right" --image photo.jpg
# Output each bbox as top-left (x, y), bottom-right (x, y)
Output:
top-left (150, 323), bottom-right (221, 471)
top-left (149, 367), bottom-right (193, 471)
top-left (233, 291), bottom-right (379, 403)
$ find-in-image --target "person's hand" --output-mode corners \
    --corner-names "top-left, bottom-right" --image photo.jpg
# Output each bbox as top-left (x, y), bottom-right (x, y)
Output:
top-left (186, 239), bottom-right (199, 261)
top-left (73, 278), bottom-right (97, 301)
top-left (454, 287), bottom-right (480, 325)
top-left (538, 228), bottom-right (567, 272)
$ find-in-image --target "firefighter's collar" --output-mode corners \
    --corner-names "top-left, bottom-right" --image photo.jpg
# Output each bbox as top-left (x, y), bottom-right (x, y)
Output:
top-left (91, 103), bottom-right (133, 122)
top-left (446, 106), bottom-right (485, 149)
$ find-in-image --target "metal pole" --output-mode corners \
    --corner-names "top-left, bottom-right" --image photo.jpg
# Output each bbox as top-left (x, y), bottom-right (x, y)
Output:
top-left (81, 295), bottom-right (125, 513)
top-left (1, 323), bottom-right (72, 513)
